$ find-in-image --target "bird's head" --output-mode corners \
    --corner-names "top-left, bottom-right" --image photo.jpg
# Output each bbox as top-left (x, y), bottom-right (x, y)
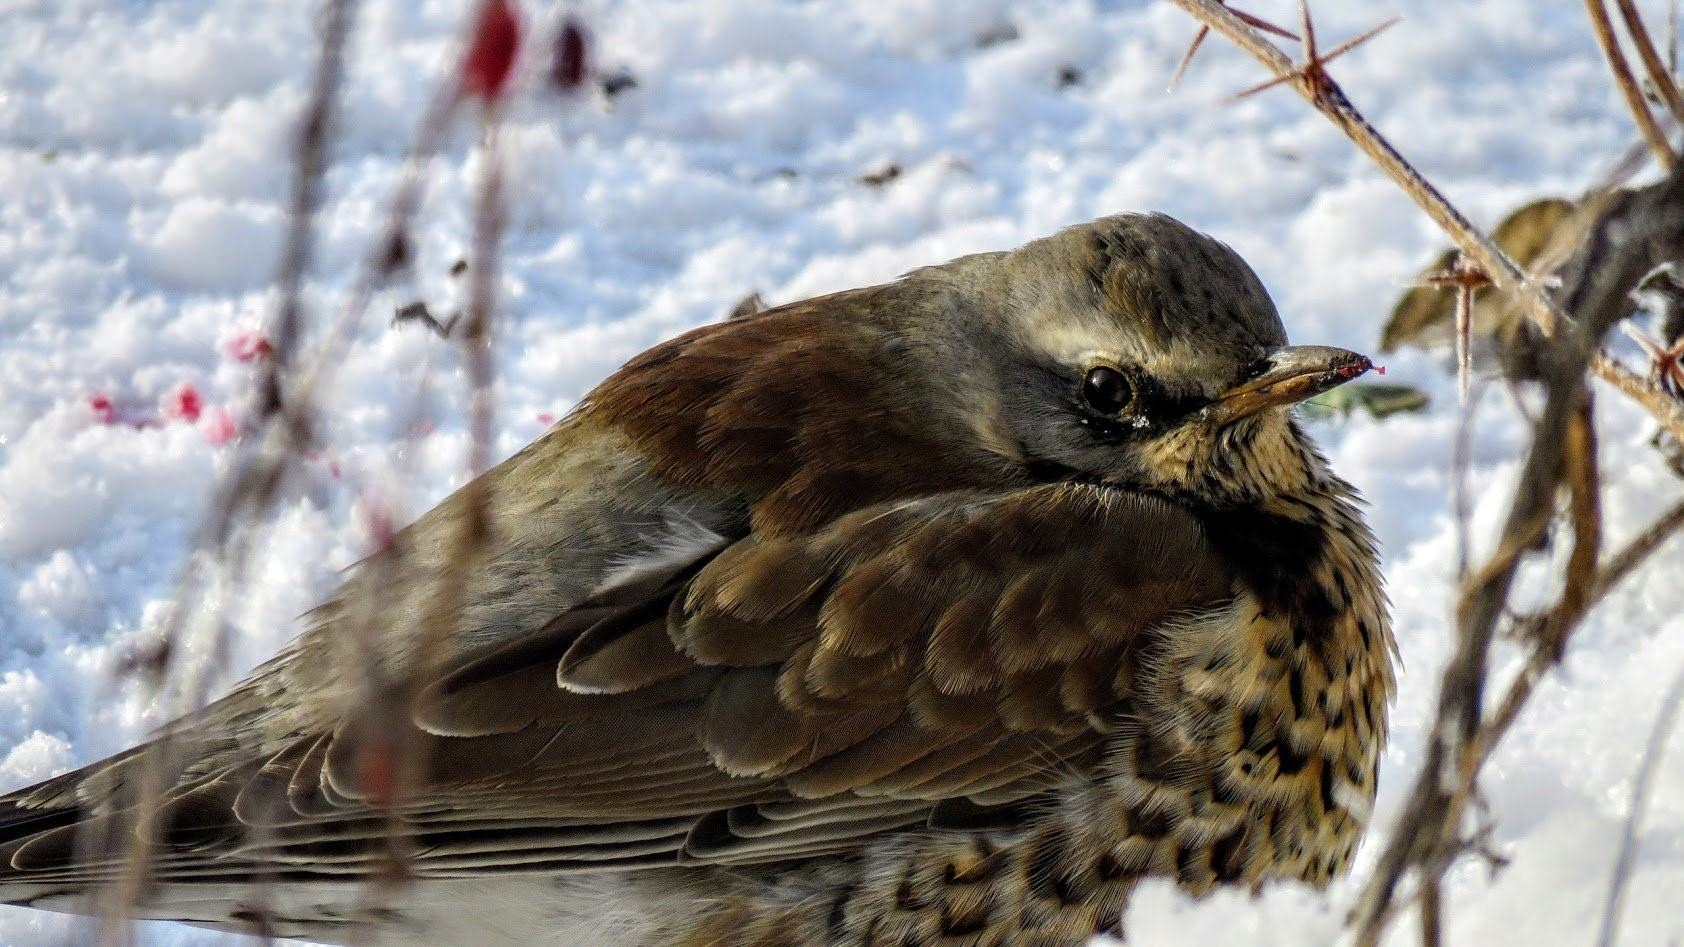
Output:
top-left (923, 213), bottom-right (1370, 505)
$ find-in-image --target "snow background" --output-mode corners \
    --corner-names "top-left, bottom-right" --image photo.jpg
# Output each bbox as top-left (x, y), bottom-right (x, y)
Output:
top-left (2, 0), bottom-right (1683, 943)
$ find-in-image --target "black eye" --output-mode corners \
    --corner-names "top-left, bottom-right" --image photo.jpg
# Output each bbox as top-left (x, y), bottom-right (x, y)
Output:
top-left (1081, 366), bottom-right (1135, 415)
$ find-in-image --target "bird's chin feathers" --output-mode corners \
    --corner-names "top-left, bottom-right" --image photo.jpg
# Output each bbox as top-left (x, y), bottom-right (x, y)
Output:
top-left (1128, 411), bottom-right (1325, 506)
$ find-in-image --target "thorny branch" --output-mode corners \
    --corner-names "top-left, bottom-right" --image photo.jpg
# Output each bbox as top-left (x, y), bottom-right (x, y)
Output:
top-left (1165, 1), bottom-right (1684, 944)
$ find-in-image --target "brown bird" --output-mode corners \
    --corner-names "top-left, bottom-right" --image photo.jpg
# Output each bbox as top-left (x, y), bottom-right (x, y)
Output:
top-left (0, 213), bottom-right (1393, 946)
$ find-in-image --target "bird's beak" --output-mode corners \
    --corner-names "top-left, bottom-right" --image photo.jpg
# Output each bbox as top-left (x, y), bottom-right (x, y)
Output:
top-left (1207, 345), bottom-right (1373, 423)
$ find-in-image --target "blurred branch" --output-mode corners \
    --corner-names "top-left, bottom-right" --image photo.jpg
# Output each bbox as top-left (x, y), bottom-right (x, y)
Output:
top-left (100, 0), bottom-right (362, 936)
top-left (1163, 1), bottom-right (1684, 944)
top-left (1597, 657), bottom-right (1684, 947)
top-left (1612, 0), bottom-right (1684, 127)
top-left (1594, 351), bottom-right (1684, 444)
top-left (1587, 0), bottom-right (1678, 169)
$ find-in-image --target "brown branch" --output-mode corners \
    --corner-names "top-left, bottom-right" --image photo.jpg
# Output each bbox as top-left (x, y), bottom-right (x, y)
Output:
top-left (1595, 351), bottom-right (1684, 445)
top-left (1613, 0), bottom-right (1684, 140)
top-left (1419, 878), bottom-right (1443, 947)
top-left (1587, 0), bottom-right (1678, 168)
top-left (1617, 0), bottom-right (1684, 128)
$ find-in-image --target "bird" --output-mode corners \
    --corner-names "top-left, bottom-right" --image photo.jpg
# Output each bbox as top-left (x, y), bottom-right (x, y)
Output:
top-left (0, 212), bottom-right (1393, 946)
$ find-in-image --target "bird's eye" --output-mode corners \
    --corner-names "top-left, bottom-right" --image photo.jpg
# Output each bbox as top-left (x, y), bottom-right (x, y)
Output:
top-left (1081, 366), bottom-right (1135, 415)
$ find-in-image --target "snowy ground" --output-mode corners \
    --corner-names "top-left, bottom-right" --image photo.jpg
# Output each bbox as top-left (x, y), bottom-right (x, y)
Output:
top-left (2, 0), bottom-right (1683, 944)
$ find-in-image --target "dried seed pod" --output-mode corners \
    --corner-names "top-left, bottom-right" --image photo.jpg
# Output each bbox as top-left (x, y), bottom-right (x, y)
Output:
top-left (551, 16), bottom-right (591, 94)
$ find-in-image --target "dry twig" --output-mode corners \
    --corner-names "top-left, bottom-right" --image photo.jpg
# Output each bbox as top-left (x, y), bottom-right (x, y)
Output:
top-left (1162, 1), bottom-right (1684, 944)
top-left (1596, 654), bottom-right (1684, 947)
top-left (1587, 0), bottom-right (1678, 169)
top-left (1420, 257), bottom-right (1493, 404)
top-left (1613, 0), bottom-right (1684, 127)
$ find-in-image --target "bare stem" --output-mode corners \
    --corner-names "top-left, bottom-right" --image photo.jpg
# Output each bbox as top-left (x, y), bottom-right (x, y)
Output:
top-left (1587, 0), bottom-right (1678, 168)
top-left (1613, 0), bottom-right (1684, 137)
top-left (1596, 659), bottom-right (1684, 947)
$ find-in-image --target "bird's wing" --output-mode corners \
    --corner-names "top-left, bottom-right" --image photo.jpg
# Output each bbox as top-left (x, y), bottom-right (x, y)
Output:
top-left (0, 481), bottom-right (1234, 890)
top-left (0, 298), bottom-right (1234, 898)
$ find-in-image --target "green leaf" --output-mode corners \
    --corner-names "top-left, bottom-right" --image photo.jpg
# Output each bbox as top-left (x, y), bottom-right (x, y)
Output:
top-left (1302, 382), bottom-right (1431, 421)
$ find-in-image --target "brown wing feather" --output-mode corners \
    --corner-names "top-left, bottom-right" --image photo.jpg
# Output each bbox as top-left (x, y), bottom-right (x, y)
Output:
top-left (0, 302), bottom-right (1234, 904)
top-left (0, 484), bottom-right (1233, 894)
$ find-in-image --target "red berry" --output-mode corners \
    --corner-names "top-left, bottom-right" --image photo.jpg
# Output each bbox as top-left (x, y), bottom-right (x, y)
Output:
top-left (224, 329), bottom-right (273, 363)
top-left (88, 393), bottom-right (117, 425)
top-left (163, 382), bottom-right (203, 423)
top-left (462, 0), bottom-right (522, 100)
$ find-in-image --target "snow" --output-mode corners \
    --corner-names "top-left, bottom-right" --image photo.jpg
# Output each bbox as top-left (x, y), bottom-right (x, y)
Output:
top-left (3, 0), bottom-right (1683, 943)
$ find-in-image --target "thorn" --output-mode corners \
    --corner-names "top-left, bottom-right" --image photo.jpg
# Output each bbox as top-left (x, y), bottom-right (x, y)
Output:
top-left (1168, 3), bottom-right (1298, 92)
top-left (1227, 6), bottom-right (1400, 103)
top-left (1623, 322), bottom-right (1684, 396)
top-left (1419, 256), bottom-right (1491, 405)
top-left (1299, 0), bottom-right (1317, 62)
top-left (1169, 26), bottom-right (1211, 92)
top-left (1316, 15), bottom-right (1401, 69)
top-left (1233, 9), bottom-right (1299, 41)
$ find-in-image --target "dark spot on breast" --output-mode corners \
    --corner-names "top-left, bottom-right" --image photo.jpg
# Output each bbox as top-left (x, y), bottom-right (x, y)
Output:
top-left (1133, 810), bottom-right (1172, 840)
top-left (1175, 843), bottom-right (1206, 882)
top-left (1211, 827), bottom-right (1248, 882)
top-left (1240, 708), bottom-right (1262, 748)
top-left (1319, 762), bottom-right (1338, 814)
top-left (1287, 668), bottom-right (1306, 718)
top-left (1275, 739), bottom-right (1311, 776)
top-left (1135, 733), bottom-right (1182, 782)
top-left (1186, 501), bottom-right (1346, 651)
